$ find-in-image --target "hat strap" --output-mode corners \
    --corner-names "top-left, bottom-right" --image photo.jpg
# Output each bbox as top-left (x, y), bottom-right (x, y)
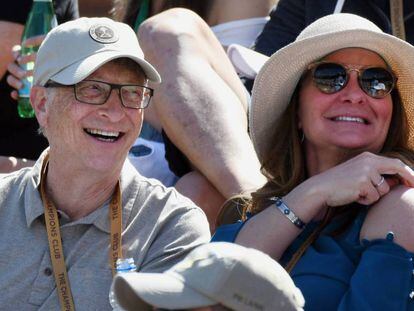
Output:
top-left (333, 0), bottom-right (345, 14)
top-left (390, 0), bottom-right (406, 40)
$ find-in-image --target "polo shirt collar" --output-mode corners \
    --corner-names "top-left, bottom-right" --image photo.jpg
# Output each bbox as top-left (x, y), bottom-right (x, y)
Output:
top-left (25, 150), bottom-right (48, 228)
top-left (24, 152), bottom-right (137, 234)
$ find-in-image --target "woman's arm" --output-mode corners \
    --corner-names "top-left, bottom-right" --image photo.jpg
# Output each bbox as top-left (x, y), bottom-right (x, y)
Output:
top-left (337, 238), bottom-right (413, 310)
top-left (235, 153), bottom-right (414, 260)
top-left (334, 186), bottom-right (414, 310)
top-left (361, 184), bottom-right (414, 252)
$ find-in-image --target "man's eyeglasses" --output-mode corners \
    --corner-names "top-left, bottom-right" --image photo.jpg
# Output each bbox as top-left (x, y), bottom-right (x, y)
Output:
top-left (307, 61), bottom-right (397, 99)
top-left (45, 79), bottom-right (154, 109)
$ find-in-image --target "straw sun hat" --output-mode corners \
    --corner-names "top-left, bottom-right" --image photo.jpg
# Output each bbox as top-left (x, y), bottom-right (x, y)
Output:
top-left (249, 13), bottom-right (414, 163)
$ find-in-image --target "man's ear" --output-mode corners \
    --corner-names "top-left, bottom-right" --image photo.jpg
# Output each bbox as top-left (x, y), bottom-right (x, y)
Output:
top-left (30, 86), bottom-right (49, 127)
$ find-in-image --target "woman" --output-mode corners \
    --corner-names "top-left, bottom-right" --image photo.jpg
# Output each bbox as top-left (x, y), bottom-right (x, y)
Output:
top-left (213, 13), bottom-right (414, 310)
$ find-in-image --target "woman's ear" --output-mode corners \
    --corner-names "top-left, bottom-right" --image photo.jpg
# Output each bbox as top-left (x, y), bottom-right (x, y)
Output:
top-left (30, 86), bottom-right (49, 128)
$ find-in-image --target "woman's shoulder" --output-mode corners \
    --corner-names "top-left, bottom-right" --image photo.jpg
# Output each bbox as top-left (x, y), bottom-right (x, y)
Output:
top-left (360, 185), bottom-right (414, 252)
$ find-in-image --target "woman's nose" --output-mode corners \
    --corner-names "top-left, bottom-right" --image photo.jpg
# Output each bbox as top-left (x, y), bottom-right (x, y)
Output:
top-left (339, 71), bottom-right (366, 104)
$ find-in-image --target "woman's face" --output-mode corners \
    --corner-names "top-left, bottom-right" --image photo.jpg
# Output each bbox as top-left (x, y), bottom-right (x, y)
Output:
top-left (297, 48), bottom-right (393, 157)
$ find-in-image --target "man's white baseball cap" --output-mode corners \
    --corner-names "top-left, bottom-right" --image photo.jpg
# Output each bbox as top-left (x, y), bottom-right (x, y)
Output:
top-left (33, 17), bottom-right (161, 86)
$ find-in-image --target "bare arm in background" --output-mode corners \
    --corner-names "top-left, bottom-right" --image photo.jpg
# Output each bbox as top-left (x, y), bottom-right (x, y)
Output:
top-left (139, 1), bottom-right (276, 229)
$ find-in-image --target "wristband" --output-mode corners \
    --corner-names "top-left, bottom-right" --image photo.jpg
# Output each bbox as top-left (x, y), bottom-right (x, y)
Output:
top-left (270, 197), bottom-right (306, 229)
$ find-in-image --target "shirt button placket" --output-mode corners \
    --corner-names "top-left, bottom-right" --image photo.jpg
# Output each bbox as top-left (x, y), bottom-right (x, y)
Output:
top-left (44, 267), bottom-right (53, 276)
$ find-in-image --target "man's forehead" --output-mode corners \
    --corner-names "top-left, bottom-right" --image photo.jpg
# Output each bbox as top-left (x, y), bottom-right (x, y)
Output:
top-left (85, 60), bottom-right (147, 82)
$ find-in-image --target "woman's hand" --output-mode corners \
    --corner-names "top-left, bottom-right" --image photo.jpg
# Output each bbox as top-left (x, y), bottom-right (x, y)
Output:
top-left (310, 152), bottom-right (414, 207)
top-left (6, 34), bottom-right (46, 100)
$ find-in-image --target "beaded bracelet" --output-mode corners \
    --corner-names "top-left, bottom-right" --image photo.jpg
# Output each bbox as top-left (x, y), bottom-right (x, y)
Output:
top-left (270, 197), bottom-right (307, 229)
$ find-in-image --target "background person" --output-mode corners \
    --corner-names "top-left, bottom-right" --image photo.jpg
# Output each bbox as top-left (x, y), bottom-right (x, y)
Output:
top-left (113, 242), bottom-right (304, 311)
top-left (241, 0), bottom-right (414, 92)
top-left (0, 17), bottom-right (210, 310)
top-left (113, 0), bottom-right (275, 230)
top-left (254, 0), bottom-right (414, 57)
top-left (213, 13), bottom-right (414, 310)
top-left (0, 0), bottom-right (79, 172)
top-left (244, 0), bottom-right (414, 90)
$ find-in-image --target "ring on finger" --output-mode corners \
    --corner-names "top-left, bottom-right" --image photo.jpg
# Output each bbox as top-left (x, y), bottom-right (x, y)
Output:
top-left (374, 176), bottom-right (385, 188)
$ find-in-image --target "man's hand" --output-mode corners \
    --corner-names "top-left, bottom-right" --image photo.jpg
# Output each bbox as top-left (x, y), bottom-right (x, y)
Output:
top-left (0, 21), bottom-right (24, 80)
top-left (0, 156), bottom-right (34, 173)
top-left (6, 34), bottom-right (46, 100)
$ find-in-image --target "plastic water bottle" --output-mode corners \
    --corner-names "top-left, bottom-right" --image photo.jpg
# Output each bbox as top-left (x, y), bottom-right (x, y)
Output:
top-left (18, 0), bottom-right (57, 118)
top-left (109, 257), bottom-right (137, 310)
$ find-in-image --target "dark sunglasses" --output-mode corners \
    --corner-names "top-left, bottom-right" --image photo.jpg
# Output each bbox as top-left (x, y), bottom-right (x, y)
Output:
top-left (307, 61), bottom-right (397, 99)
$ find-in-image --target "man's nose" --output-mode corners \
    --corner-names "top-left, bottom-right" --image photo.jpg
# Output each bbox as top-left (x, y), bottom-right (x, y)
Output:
top-left (97, 88), bottom-right (126, 121)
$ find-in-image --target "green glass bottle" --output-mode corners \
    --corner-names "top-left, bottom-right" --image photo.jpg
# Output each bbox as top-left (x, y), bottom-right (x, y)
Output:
top-left (17, 0), bottom-right (57, 118)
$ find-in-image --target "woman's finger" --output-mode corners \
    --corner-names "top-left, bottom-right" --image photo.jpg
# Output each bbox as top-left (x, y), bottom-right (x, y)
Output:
top-left (357, 183), bottom-right (380, 205)
top-left (385, 166), bottom-right (414, 188)
top-left (372, 175), bottom-right (391, 196)
top-left (371, 155), bottom-right (414, 187)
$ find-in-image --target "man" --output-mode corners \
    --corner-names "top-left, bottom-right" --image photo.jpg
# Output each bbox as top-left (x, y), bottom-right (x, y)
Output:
top-left (113, 242), bottom-right (305, 311)
top-left (0, 17), bottom-right (210, 310)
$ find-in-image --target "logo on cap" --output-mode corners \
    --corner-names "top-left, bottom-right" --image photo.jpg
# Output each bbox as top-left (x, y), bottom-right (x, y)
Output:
top-left (89, 24), bottom-right (119, 43)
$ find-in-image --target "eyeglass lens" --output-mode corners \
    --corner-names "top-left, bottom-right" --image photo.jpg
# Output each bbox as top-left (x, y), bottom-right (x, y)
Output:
top-left (312, 62), bottom-right (395, 99)
top-left (75, 80), bottom-right (151, 108)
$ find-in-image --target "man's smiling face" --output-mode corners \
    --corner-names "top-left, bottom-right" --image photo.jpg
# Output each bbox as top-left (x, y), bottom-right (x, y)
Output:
top-left (41, 59), bottom-right (146, 173)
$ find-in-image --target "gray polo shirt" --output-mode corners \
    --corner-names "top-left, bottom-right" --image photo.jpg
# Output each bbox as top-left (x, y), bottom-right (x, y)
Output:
top-left (0, 153), bottom-right (210, 310)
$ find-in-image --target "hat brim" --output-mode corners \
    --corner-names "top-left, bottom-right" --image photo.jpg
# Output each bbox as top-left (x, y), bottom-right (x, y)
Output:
top-left (113, 272), bottom-right (215, 310)
top-left (50, 50), bottom-right (161, 85)
top-left (250, 28), bottom-right (414, 162)
top-left (227, 44), bottom-right (269, 79)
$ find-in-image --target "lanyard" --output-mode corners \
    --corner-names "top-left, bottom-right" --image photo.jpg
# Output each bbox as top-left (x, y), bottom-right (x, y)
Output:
top-left (40, 154), bottom-right (123, 311)
top-left (390, 0), bottom-right (406, 40)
